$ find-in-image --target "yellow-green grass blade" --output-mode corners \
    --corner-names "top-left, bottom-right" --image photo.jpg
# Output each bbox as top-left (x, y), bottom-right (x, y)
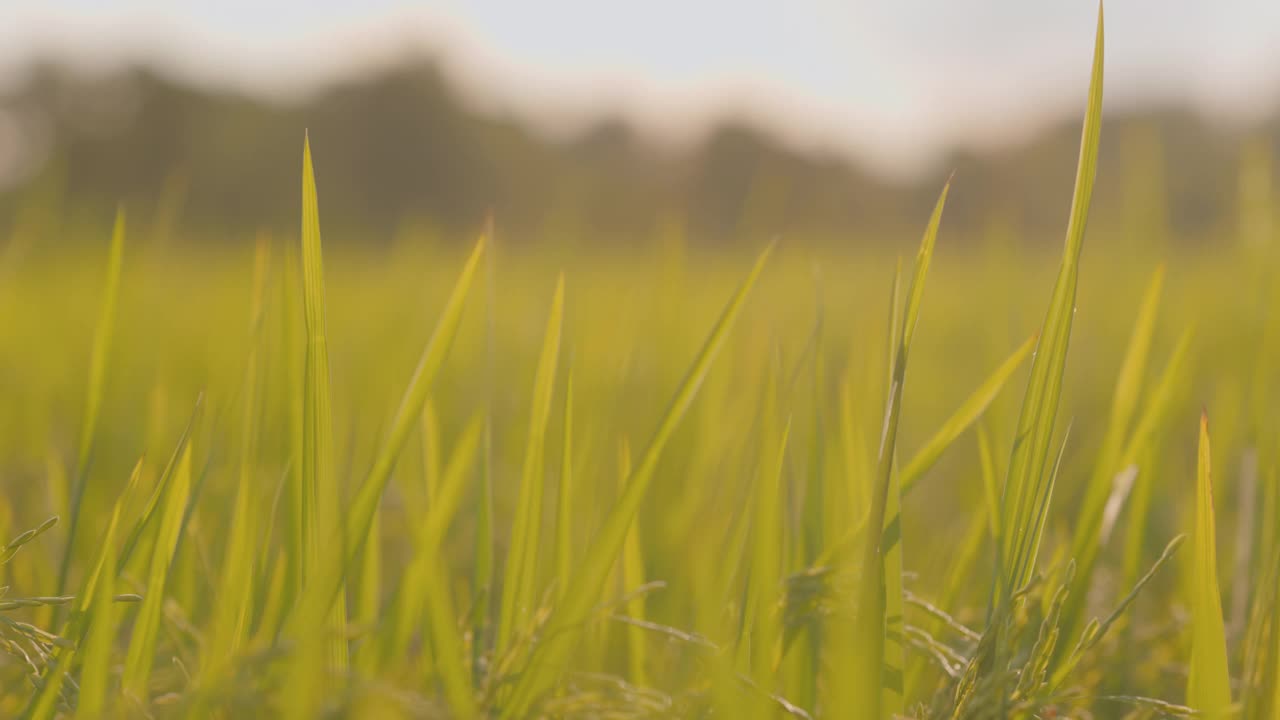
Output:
top-left (497, 273), bottom-right (565, 657)
top-left (418, 418), bottom-right (484, 717)
top-left (750, 399), bottom-right (791, 693)
top-left (851, 180), bottom-right (950, 720)
top-left (1055, 266), bottom-right (1163, 645)
top-left (815, 334), bottom-right (1031, 570)
top-left (117, 396), bottom-right (202, 576)
top-left (1058, 324), bottom-right (1193, 666)
top-left (617, 439), bottom-right (649, 687)
top-left (503, 242), bottom-right (774, 718)
top-left (555, 368), bottom-right (576, 605)
top-left (122, 439), bottom-right (193, 701)
top-left (282, 238), bottom-right (306, 613)
top-left (74, 524), bottom-right (118, 720)
top-left (473, 414), bottom-right (495, 683)
top-left (58, 208), bottom-right (126, 596)
top-left (375, 415), bottom-right (482, 670)
top-left (999, 4), bottom-right (1104, 597)
top-left (298, 134), bottom-right (347, 670)
top-left (1187, 413), bottom-right (1232, 718)
top-left (900, 334), bottom-right (1036, 495)
top-left (282, 232), bottom-right (486, 650)
top-left (26, 460), bottom-right (141, 720)
top-left (203, 237), bottom-right (271, 682)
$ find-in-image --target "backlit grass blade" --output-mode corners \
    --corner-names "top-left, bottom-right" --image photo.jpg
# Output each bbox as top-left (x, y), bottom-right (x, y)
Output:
top-left (1056, 266), bottom-right (1163, 646)
top-left (117, 396), bottom-right (203, 575)
top-left (416, 417), bottom-right (483, 717)
top-left (616, 439), bottom-right (649, 687)
top-left (298, 134), bottom-right (347, 670)
top-left (555, 368), bottom-right (575, 604)
top-left (900, 334), bottom-right (1035, 495)
top-left (503, 242), bottom-right (774, 718)
top-left (73, 525), bottom-right (118, 720)
top-left (748, 378), bottom-right (790, 693)
top-left (375, 415), bottom-right (482, 670)
top-left (203, 237), bottom-right (271, 682)
top-left (1187, 413), bottom-right (1232, 718)
top-left (26, 460), bottom-right (141, 720)
top-left (122, 437), bottom-right (193, 701)
top-left (497, 273), bottom-right (565, 657)
top-left (58, 208), bottom-right (126, 596)
top-left (851, 180), bottom-right (949, 720)
top-left (282, 230), bottom-right (486, 650)
top-left (999, 4), bottom-right (1104, 596)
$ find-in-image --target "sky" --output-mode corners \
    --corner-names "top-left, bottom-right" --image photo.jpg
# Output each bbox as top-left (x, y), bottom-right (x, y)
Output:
top-left (2, 1), bottom-right (1280, 177)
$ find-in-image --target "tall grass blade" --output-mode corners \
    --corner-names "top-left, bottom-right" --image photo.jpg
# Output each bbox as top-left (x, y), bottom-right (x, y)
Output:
top-left (58, 208), bottom-right (126, 596)
top-left (900, 333), bottom-right (1036, 494)
top-left (555, 368), bottom-right (575, 604)
top-left (503, 242), bottom-right (773, 717)
top-left (122, 438), bottom-right (193, 701)
top-left (999, 4), bottom-right (1104, 597)
top-left (497, 274), bottom-right (565, 657)
top-left (852, 180), bottom-right (949, 720)
top-left (298, 134), bottom-right (347, 670)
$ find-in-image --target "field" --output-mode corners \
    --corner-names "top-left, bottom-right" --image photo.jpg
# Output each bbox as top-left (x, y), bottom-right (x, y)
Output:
top-left (0, 11), bottom-right (1279, 719)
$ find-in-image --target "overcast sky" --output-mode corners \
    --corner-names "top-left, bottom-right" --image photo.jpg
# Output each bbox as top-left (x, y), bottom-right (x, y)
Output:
top-left (2, 1), bottom-right (1279, 177)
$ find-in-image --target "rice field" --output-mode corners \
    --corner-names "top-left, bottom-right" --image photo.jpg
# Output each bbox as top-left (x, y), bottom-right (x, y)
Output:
top-left (1, 8), bottom-right (1279, 718)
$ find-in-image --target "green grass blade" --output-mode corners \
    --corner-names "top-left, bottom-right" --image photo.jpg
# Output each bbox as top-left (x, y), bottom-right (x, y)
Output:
top-left (376, 415), bottom-right (482, 670)
top-left (502, 242), bottom-right (773, 717)
top-left (999, 4), bottom-right (1104, 596)
top-left (282, 231), bottom-right (486, 651)
top-left (26, 460), bottom-right (141, 720)
top-left (58, 208), bottom-right (126, 595)
top-left (203, 238), bottom-right (270, 682)
top-left (497, 273), bottom-right (565, 657)
top-left (122, 439), bottom-right (193, 701)
top-left (852, 180), bottom-right (949, 720)
top-left (555, 368), bottom-right (575, 605)
top-left (901, 333), bottom-right (1036, 495)
top-left (299, 133), bottom-right (347, 670)
top-left (1187, 413), bottom-right (1232, 718)
top-left (75, 516), bottom-right (120, 719)
top-left (1056, 266), bottom-right (1163, 640)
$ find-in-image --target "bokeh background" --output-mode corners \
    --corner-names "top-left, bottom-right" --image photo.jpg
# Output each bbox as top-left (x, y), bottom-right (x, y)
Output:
top-left (0, 1), bottom-right (1278, 247)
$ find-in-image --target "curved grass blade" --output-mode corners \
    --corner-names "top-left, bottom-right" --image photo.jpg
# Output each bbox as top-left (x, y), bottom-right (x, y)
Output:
top-left (203, 239), bottom-right (271, 684)
top-left (122, 439), bottom-right (193, 701)
top-left (58, 208), bottom-right (126, 596)
top-left (999, 4), bottom-right (1104, 597)
top-left (1054, 266), bottom-right (1163, 650)
top-left (282, 230), bottom-right (486, 651)
top-left (497, 274), bottom-right (565, 657)
top-left (502, 242), bottom-right (774, 718)
top-left (852, 180), bottom-right (950, 720)
top-left (900, 333), bottom-right (1036, 495)
top-left (25, 460), bottom-right (142, 720)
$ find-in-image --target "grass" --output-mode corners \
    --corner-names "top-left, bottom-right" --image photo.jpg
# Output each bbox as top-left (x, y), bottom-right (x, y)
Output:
top-left (3, 3), bottom-right (1280, 717)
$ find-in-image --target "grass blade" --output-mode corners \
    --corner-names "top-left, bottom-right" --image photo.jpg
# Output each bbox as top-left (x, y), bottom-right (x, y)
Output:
top-left (122, 438), bottom-right (193, 701)
top-left (999, 3), bottom-right (1104, 597)
top-left (1187, 412), bottom-right (1232, 718)
top-left (58, 208), bottom-right (126, 596)
top-left (502, 242), bottom-right (774, 717)
top-left (497, 274), bottom-right (565, 657)
top-left (852, 180), bottom-right (950, 720)
top-left (555, 368), bottom-right (576, 605)
top-left (900, 334), bottom-right (1036, 495)
top-left (298, 133), bottom-right (347, 670)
